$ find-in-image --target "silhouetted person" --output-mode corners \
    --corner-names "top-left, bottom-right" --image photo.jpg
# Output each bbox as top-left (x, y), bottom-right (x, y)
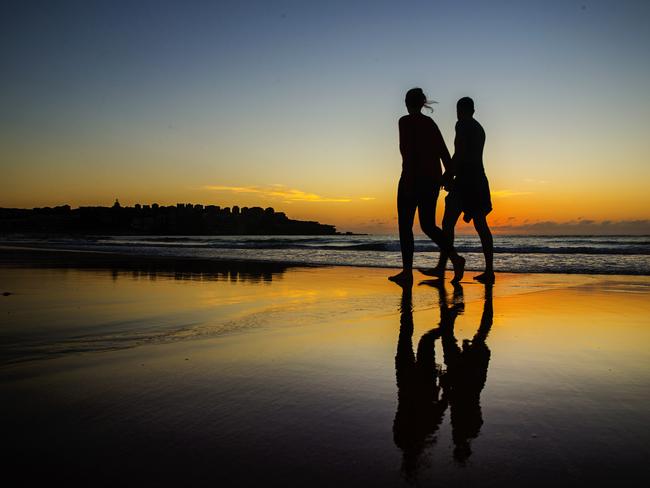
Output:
top-left (424, 97), bottom-right (494, 283)
top-left (440, 284), bottom-right (493, 464)
top-left (393, 280), bottom-right (462, 480)
top-left (389, 88), bottom-right (465, 285)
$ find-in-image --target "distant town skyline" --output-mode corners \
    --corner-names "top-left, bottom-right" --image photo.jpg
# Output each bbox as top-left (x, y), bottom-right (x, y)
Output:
top-left (2, 1), bottom-right (649, 234)
top-left (0, 200), bottom-right (338, 235)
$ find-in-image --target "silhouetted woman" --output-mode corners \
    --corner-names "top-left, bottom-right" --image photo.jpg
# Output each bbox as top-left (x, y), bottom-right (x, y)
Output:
top-left (389, 88), bottom-right (464, 284)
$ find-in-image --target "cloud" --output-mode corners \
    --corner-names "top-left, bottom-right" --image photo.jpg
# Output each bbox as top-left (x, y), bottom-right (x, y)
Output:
top-left (492, 190), bottom-right (533, 198)
top-left (492, 219), bottom-right (650, 235)
top-left (523, 178), bottom-right (548, 184)
top-left (203, 185), bottom-right (351, 203)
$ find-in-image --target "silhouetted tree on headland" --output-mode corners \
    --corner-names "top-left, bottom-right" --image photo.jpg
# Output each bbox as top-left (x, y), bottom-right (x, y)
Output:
top-left (0, 203), bottom-right (339, 235)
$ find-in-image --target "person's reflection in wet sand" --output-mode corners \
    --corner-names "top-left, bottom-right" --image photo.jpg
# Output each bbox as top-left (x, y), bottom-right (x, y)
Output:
top-left (440, 284), bottom-right (493, 464)
top-left (392, 281), bottom-right (462, 479)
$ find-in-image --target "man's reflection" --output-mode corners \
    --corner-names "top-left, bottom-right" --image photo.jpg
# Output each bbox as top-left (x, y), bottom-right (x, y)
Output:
top-left (441, 284), bottom-right (493, 464)
top-left (393, 281), bottom-right (493, 477)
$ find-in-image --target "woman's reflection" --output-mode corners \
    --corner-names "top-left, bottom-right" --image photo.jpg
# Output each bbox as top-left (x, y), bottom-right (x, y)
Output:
top-left (393, 281), bottom-right (493, 477)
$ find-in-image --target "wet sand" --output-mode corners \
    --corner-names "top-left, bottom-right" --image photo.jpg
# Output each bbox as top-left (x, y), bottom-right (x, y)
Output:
top-left (1, 249), bottom-right (649, 486)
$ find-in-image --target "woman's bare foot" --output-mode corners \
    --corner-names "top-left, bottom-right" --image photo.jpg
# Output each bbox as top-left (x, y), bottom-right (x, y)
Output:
top-left (389, 270), bottom-right (413, 285)
top-left (450, 256), bottom-right (465, 283)
top-left (418, 266), bottom-right (445, 279)
top-left (473, 271), bottom-right (495, 284)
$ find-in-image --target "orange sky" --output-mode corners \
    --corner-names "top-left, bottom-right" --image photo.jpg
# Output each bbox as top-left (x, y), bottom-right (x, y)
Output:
top-left (2, 1), bottom-right (649, 235)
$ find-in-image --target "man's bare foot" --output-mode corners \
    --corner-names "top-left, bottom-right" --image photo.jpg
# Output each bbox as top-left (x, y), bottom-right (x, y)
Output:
top-left (473, 271), bottom-right (495, 284)
top-left (451, 256), bottom-right (465, 283)
top-left (389, 270), bottom-right (413, 285)
top-left (418, 266), bottom-right (445, 279)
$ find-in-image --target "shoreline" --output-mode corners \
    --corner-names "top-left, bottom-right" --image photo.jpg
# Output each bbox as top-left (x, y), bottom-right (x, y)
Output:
top-left (3, 246), bottom-right (649, 369)
top-left (0, 244), bottom-right (306, 275)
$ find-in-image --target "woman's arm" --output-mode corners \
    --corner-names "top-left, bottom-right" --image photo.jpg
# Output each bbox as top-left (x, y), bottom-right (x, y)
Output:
top-left (435, 124), bottom-right (453, 174)
top-left (433, 122), bottom-right (454, 188)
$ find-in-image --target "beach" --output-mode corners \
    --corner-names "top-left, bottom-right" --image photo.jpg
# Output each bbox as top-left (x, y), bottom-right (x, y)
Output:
top-left (1, 248), bottom-right (649, 486)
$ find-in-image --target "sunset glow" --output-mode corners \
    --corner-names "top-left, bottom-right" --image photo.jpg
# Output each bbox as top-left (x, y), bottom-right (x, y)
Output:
top-left (1, 1), bottom-right (649, 234)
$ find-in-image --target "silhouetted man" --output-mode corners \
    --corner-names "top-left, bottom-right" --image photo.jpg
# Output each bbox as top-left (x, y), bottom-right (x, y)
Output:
top-left (425, 97), bottom-right (495, 283)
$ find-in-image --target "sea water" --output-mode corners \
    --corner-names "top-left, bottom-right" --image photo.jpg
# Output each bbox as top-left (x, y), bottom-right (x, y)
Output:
top-left (2, 234), bottom-right (649, 275)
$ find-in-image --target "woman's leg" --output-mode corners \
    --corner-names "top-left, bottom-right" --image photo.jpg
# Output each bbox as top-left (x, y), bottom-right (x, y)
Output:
top-left (398, 194), bottom-right (417, 270)
top-left (419, 189), bottom-right (464, 281)
top-left (435, 194), bottom-right (463, 272)
top-left (390, 185), bottom-right (417, 282)
top-left (417, 187), bottom-right (446, 249)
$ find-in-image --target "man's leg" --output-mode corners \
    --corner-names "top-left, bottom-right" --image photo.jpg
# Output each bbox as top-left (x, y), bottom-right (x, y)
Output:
top-left (472, 214), bottom-right (494, 283)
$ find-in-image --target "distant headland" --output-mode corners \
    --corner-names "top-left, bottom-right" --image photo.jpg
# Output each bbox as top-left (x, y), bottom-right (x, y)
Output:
top-left (0, 200), bottom-right (344, 236)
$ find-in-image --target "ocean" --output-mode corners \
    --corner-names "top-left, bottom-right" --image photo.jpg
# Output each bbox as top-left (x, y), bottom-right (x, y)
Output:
top-left (2, 234), bottom-right (649, 275)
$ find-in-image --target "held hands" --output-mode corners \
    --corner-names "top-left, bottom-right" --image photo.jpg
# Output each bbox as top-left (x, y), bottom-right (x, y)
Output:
top-left (441, 172), bottom-right (454, 191)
